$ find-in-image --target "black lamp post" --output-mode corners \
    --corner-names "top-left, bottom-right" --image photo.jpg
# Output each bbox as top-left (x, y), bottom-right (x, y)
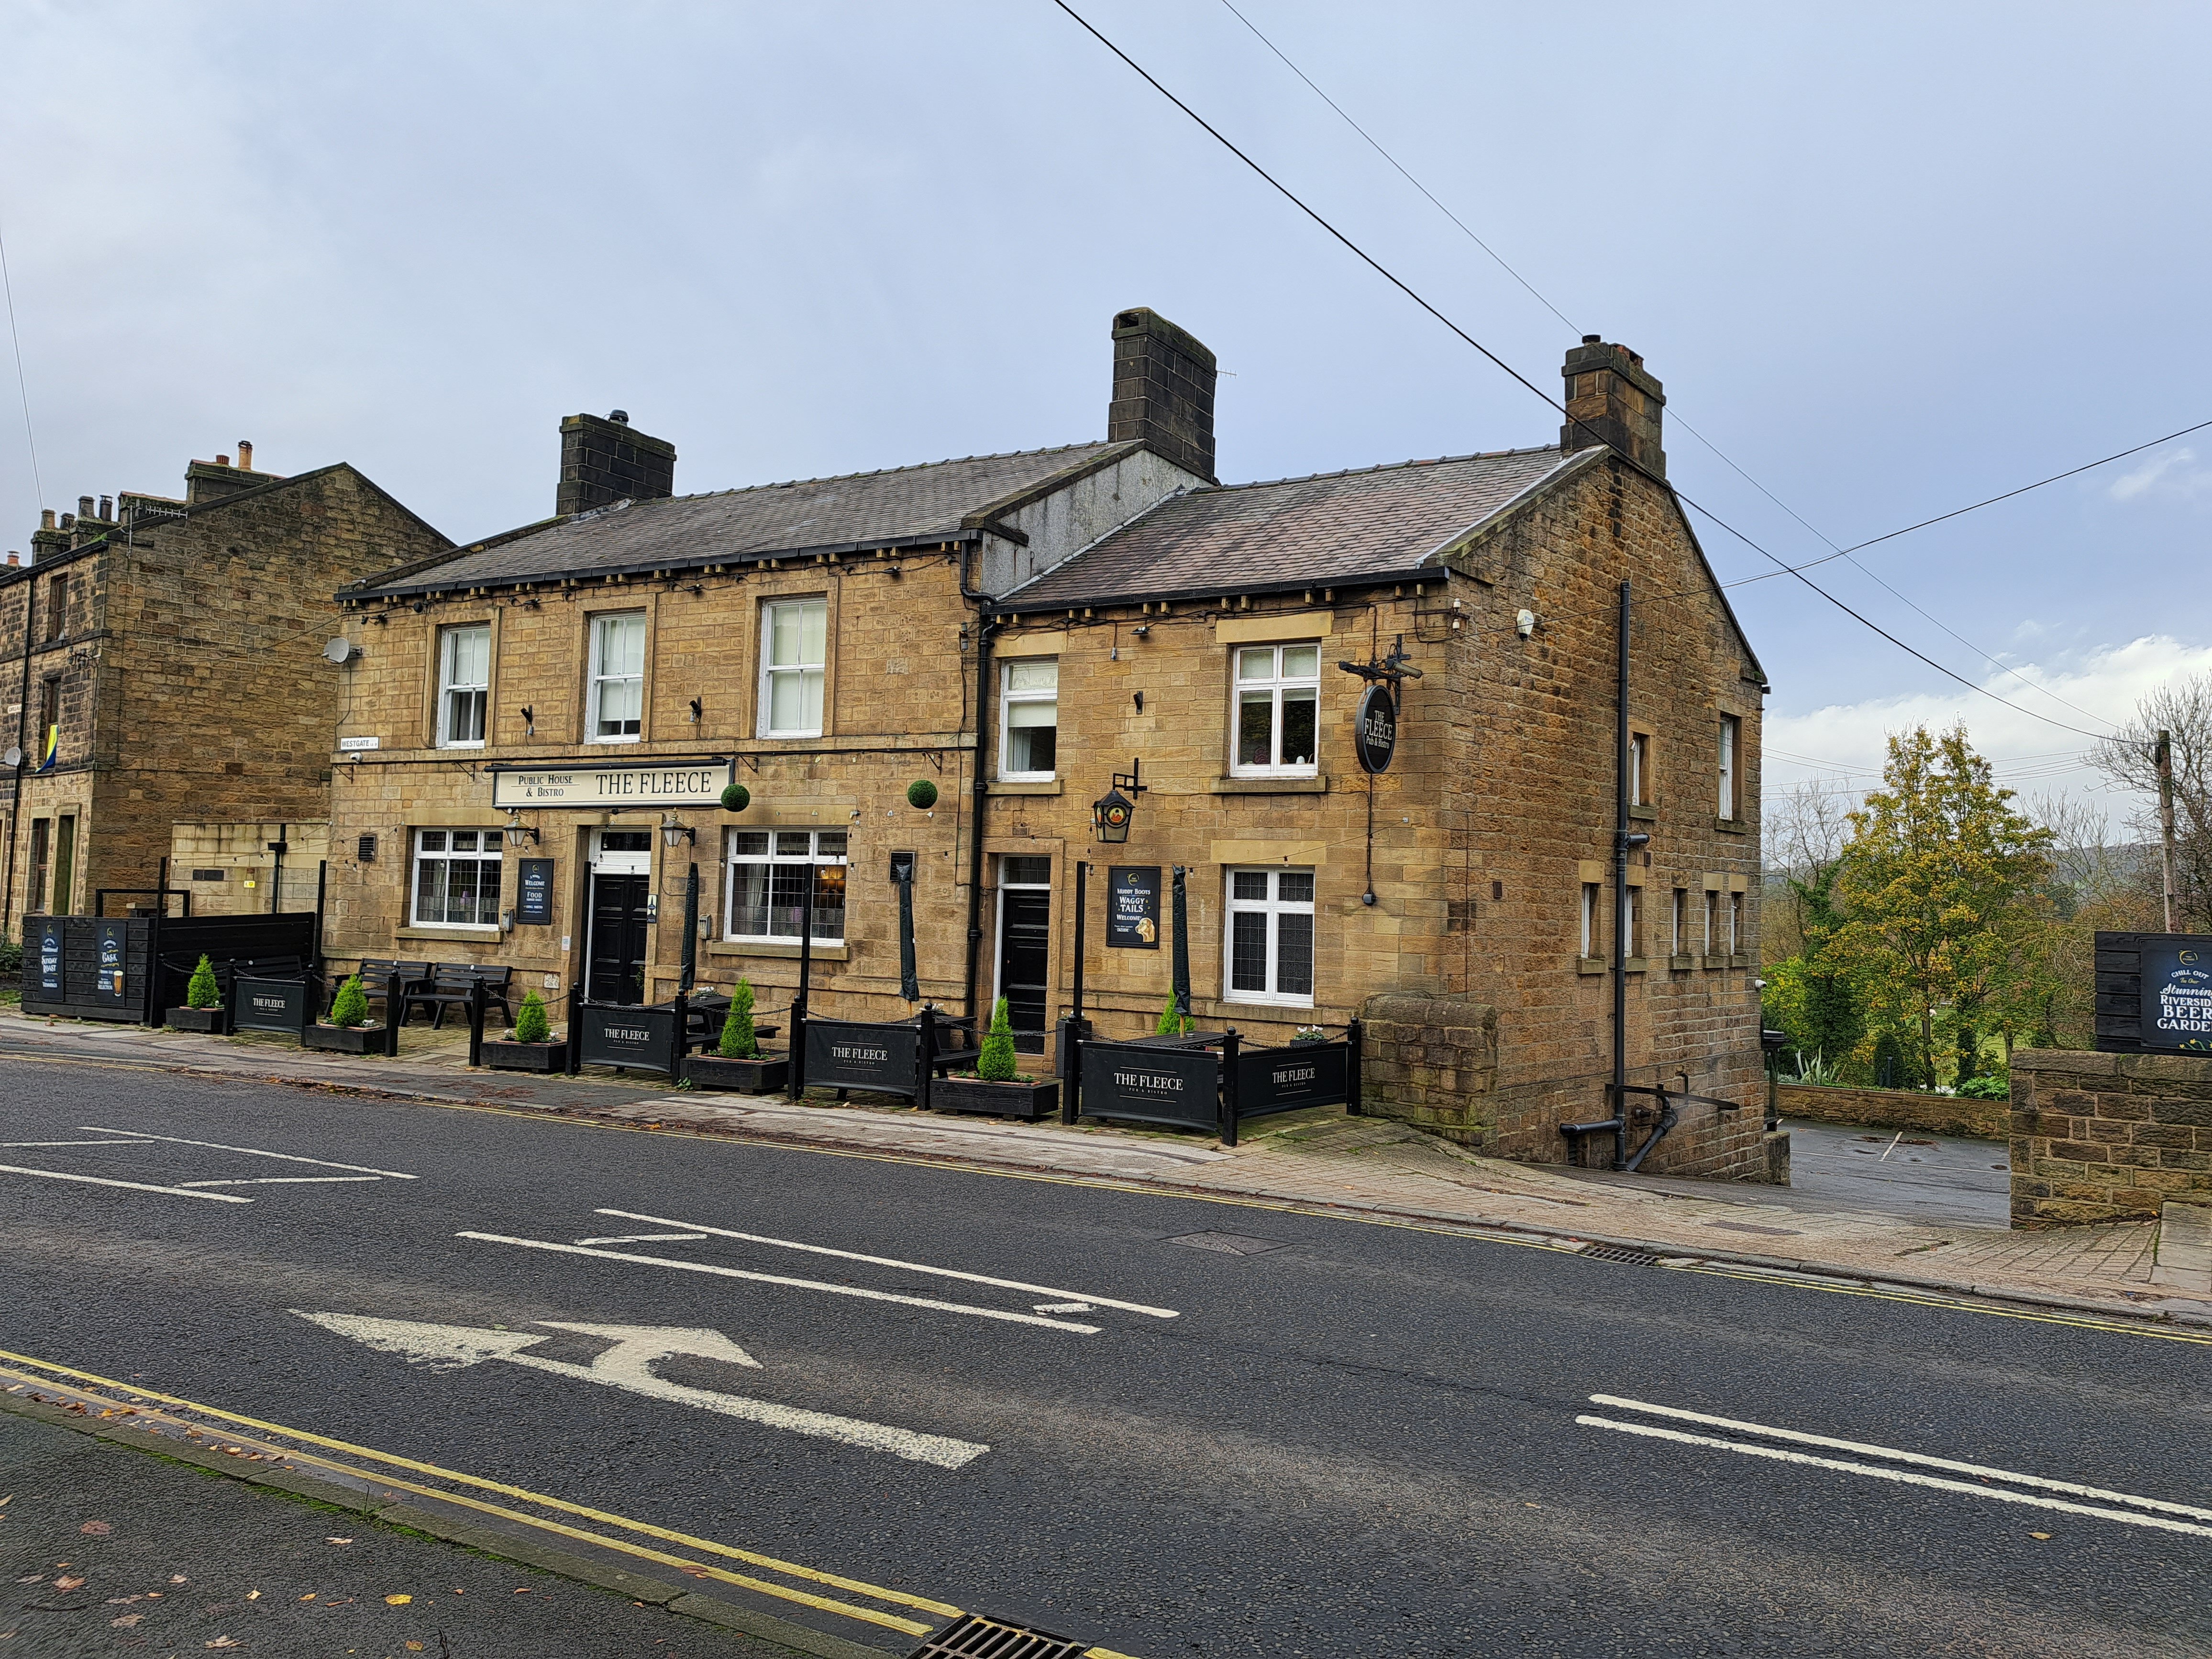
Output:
top-left (1091, 760), bottom-right (1146, 844)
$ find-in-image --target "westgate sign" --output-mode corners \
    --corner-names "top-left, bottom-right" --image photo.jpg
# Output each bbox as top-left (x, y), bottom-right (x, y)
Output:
top-left (491, 760), bottom-right (734, 810)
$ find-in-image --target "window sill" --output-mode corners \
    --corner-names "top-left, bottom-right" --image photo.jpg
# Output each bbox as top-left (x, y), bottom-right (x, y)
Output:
top-left (1627, 803), bottom-right (1656, 821)
top-left (758, 731), bottom-right (825, 742)
top-left (990, 779), bottom-right (1062, 796)
top-left (439, 741), bottom-right (487, 752)
top-left (1221, 995), bottom-right (1317, 1013)
top-left (1669, 954), bottom-right (1697, 970)
top-left (1575, 956), bottom-right (1605, 976)
top-left (1623, 957), bottom-right (1649, 973)
top-left (707, 940), bottom-right (850, 962)
top-left (1213, 774), bottom-right (1328, 795)
top-left (396, 924), bottom-right (504, 941)
top-left (1727, 952), bottom-right (1750, 969)
top-left (1714, 816), bottom-right (1749, 834)
top-left (587, 736), bottom-right (642, 745)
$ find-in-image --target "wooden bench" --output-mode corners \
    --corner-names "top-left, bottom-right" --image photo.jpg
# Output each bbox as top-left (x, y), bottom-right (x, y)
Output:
top-left (398, 963), bottom-right (516, 1029)
top-left (338, 959), bottom-right (431, 1018)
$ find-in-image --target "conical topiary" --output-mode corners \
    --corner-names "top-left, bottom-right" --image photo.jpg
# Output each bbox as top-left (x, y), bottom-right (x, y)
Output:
top-left (718, 977), bottom-right (758, 1060)
top-left (514, 989), bottom-right (550, 1044)
top-left (186, 953), bottom-right (220, 1010)
top-left (1154, 992), bottom-right (1190, 1039)
top-left (330, 975), bottom-right (370, 1029)
top-left (977, 995), bottom-right (1018, 1082)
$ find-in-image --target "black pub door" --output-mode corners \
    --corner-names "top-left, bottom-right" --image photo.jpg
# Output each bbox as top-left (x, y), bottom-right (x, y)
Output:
top-left (587, 874), bottom-right (649, 1005)
top-left (997, 890), bottom-right (1051, 1053)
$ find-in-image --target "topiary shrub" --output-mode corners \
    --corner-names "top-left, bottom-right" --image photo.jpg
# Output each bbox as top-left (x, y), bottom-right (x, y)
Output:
top-left (1154, 993), bottom-right (1191, 1039)
top-left (718, 977), bottom-right (758, 1059)
top-left (329, 975), bottom-right (369, 1029)
top-left (186, 953), bottom-right (221, 1009)
top-left (720, 782), bottom-right (751, 813)
top-left (977, 996), bottom-right (1018, 1082)
top-left (514, 989), bottom-right (550, 1044)
top-left (907, 778), bottom-right (939, 810)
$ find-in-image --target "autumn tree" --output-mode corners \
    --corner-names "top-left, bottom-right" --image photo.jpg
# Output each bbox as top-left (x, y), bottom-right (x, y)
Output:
top-left (1828, 724), bottom-right (2055, 1085)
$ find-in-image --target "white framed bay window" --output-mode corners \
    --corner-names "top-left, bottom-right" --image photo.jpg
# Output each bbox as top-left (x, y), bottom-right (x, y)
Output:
top-left (1233, 642), bottom-right (1320, 775)
top-left (999, 659), bottom-right (1058, 779)
top-left (725, 829), bottom-right (847, 944)
top-left (411, 829), bottom-right (502, 928)
top-left (437, 623), bottom-right (490, 748)
top-left (588, 611), bottom-right (645, 742)
top-left (1225, 866), bottom-right (1316, 1006)
top-left (759, 597), bottom-right (828, 738)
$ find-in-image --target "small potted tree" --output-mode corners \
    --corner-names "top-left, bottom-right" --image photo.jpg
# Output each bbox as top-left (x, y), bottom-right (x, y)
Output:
top-left (484, 988), bottom-right (568, 1073)
top-left (1155, 994), bottom-right (1194, 1040)
top-left (683, 978), bottom-right (788, 1093)
top-left (930, 996), bottom-right (1059, 1119)
top-left (304, 973), bottom-right (385, 1054)
top-left (168, 954), bottom-right (227, 1033)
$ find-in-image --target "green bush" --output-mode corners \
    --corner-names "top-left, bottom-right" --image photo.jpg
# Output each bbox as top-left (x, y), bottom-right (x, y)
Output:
top-left (718, 978), bottom-right (758, 1059)
top-left (329, 975), bottom-right (369, 1029)
top-left (977, 996), bottom-right (1018, 1082)
top-left (1154, 993), bottom-right (1191, 1039)
top-left (907, 778), bottom-right (939, 810)
top-left (1957, 1073), bottom-right (2011, 1101)
top-left (514, 989), bottom-right (550, 1044)
top-left (720, 782), bottom-right (751, 813)
top-left (0, 935), bottom-right (21, 976)
top-left (186, 953), bottom-right (221, 1009)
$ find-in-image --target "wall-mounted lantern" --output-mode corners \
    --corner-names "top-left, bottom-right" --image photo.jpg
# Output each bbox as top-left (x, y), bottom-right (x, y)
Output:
top-left (660, 811), bottom-right (696, 849)
top-left (503, 811), bottom-right (540, 848)
top-left (1091, 759), bottom-right (1146, 844)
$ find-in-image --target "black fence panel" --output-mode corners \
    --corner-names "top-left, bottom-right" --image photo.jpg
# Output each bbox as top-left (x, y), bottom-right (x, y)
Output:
top-left (802, 1018), bottom-right (923, 1098)
top-left (577, 1003), bottom-right (681, 1074)
top-left (1233, 1040), bottom-right (1351, 1120)
top-left (1078, 1040), bottom-right (1220, 1130)
top-left (233, 975), bottom-right (310, 1039)
top-left (149, 913), bottom-right (321, 1026)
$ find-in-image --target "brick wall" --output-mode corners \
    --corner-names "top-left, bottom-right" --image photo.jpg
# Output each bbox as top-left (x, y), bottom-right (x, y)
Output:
top-left (1776, 1083), bottom-right (2007, 1140)
top-left (2011, 1048), bottom-right (2212, 1226)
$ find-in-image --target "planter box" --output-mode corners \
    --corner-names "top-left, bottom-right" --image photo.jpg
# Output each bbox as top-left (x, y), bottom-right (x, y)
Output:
top-left (684, 1052), bottom-right (789, 1094)
top-left (930, 1076), bottom-right (1060, 1119)
top-left (303, 1023), bottom-right (386, 1055)
top-left (484, 1039), bottom-right (569, 1073)
top-left (167, 1006), bottom-right (227, 1034)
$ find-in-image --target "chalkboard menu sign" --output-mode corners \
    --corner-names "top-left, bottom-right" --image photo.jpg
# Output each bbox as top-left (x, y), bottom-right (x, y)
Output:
top-left (2140, 940), bottom-right (2212, 1052)
top-left (33, 918), bottom-right (63, 995)
top-left (516, 858), bottom-right (555, 925)
top-left (93, 921), bottom-right (129, 1006)
top-left (1107, 866), bottom-right (1161, 949)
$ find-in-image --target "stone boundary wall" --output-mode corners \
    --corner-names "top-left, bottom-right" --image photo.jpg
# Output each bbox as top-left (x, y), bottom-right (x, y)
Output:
top-left (1359, 992), bottom-right (1499, 1145)
top-left (1777, 1083), bottom-right (2006, 1140)
top-left (2011, 1048), bottom-right (2212, 1227)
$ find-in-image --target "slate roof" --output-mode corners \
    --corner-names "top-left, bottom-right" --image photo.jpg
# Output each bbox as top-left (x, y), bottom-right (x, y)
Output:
top-left (348, 440), bottom-right (1137, 598)
top-left (1001, 444), bottom-right (1586, 611)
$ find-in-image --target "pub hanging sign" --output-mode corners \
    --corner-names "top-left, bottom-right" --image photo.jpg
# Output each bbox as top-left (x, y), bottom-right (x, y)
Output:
top-left (1353, 684), bottom-right (1398, 774)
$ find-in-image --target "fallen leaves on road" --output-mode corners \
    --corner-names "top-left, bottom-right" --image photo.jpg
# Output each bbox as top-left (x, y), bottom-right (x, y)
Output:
top-left (407, 1644), bottom-right (426, 1652)
top-left (385, 1594), bottom-right (412, 1605)
top-left (110, 1614), bottom-right (143, 1628)
top-left (79, 1521), bottom-right (112, 1536)
top-left (325, 1537), bottom-right (354, 1546)
top-left (2030, 1531), bottom-right (2053, 1540)
top-left (170, 1574), bottom-right (188, 1583)
top-left (54, 1576), bottom-right (85, 1591)
top-left (300, 1593), bottom-right (316, 1601)
top-left (206, 1637), bottom-right (242, 1649)
top-left (105, 1596), bottom-right (143, 1605)
top-left (245, 1590), bottom-right (261, 1601)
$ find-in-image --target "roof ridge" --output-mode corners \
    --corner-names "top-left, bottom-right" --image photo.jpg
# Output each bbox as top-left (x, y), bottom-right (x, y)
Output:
top-left (645, 439), bottom-right (1115, 507)
top-left (1208, 442), bottom-right (1563, 495)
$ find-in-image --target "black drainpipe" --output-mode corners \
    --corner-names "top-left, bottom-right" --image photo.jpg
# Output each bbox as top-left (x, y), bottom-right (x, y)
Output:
top-left (4, 572), bottom-right (36, 936)
top-left (958, 535), bottom-right (995, 1025)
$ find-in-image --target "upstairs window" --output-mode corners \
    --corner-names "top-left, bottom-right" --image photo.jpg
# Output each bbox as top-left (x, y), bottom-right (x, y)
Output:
top-left (44, 576), bottom-right (67, 642)
top-left (1629, 732), bottom-right (1650, 806)
top-left (725, 829), bottom-right (846, 943)
top-left (437, 623), bottom-right (490, 748)
top-left (1718, 714), bottom-right (1741, 819)
top-left (1233, 642), bottom-right (1320, 774)
top-left (589, 612), bottom-right (645, 741)
top-left (760, 598), bottom-right (828, 738)
top-left (1580, 883), bottom-right (1600, 959)
top-left (1226, 866), bottom-right (1315, 1005)
top-left (1000, 659), bottom-right (1058, 779)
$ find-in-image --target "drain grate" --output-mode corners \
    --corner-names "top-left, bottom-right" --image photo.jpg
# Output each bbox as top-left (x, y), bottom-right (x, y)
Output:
top-left (1578, 1243), bottom-right (1661, 1266)
top-left (1168, 1230), bottom-right (1289, 1255)
top-left (906, 1612), bottom-right (1093, 1658)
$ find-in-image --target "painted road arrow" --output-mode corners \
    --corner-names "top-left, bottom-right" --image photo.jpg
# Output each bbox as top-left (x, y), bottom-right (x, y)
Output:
top-left (294, 1310), bottom-right (988, 1469)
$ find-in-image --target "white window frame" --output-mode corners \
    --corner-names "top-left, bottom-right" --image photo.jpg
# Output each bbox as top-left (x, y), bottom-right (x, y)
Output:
top-left (437, 622), bottom-right (490, 749)
top-left (758, 597), bottom-right (828, 739)
top-left (1729, 891), bottom-right (1744, 956)
top-left (998, 659), bottom-right (1059, 781)
top-left (723, 828), bottom-right (847, 945)
top-left (1580, 883), bottom-right (1600, 959)
top-left (1230, 641), bottom-right (1322, 777)
top-left (1670, 887), bottom-right (1687, 958)
top-left (1703, 890), bottom-right (1717, 956)
top-left (1620, 885), bottom-right (1642, 962)
top-left (587, 611), bottom-right (646, 744)
top-left (1629, 731), bottom-right (1650, 807)
top-left (1718, 714), bottom-right (1740, 819)
top-left (409, 828), bottom-right (503, 929)
top-left (1224, 865), bottom-right (1316, 1007)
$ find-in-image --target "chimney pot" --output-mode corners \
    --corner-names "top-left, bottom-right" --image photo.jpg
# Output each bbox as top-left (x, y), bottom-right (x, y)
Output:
top-left (98, 496), bottom-right (112, 520)
top-left (1106, 307), bottom-right (1218, 483)
top-left (60, 513), bottom-right (75, 531)
top-left (5, 552), bottom-right (18, 567)
top-left (1559, 336), bottom-right (1665, 478)
top-left (556, 412), bottom-right (675, 517)
top-left (1582, 333), bottom-right (1601, 344)
top-left (78, 496), bottom-right (94, 519)
top-left (237, 440), bottom-right (253, 470)
top-left (40, 509), bottom-right (55, 530)
top-left (216, 454), bottom-right (230, 467)
top-left (608, 409), bottom-right (629, 424)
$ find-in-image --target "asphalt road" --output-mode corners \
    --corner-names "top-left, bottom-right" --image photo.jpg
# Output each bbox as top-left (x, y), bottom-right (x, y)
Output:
top-left (1, 1065), bottom-right (2208, 1658)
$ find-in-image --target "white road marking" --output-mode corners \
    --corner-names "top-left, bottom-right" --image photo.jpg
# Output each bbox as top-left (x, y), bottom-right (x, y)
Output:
top-left (181, 1177), bottom-right (385, 1188)
top-left (458, 1232), bottom-right (1101, 1334)
top-left (76, 1126), bottom-right (417, 1179)
top-left (0, 1139), bottom-right (155, 1148)
top-left (1577, 1415), bottom-right (2212, 1537)
top-left (575, 1233), bottom-right (711, 1247)
top-left (1589, 1394), bottom-right (2212, 1522)
top-left (594, 1207), bottom-right (1181, 1319)
top-left (294, 1311), bottom-right (988, 1469)
top-left (1034, 1301), bottom-right (1095, 1314)
top-left (0, 1163), bottom-right (253, 1203)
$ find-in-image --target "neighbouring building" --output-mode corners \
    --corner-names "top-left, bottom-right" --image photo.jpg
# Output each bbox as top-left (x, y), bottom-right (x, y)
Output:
top-left (0, 445), bottom-right (451, 932)
top-left (324, 311), bottom-right (1770, 1177)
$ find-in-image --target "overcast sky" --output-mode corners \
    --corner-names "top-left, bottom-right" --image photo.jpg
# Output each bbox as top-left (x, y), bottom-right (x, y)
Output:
top-left (4, 1), bottom-right (2206, 827)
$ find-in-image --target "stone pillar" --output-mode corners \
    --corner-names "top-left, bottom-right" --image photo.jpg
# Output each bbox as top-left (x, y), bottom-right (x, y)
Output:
top-left (1357, 992), bottom-right (1498, 1148)
top-left (2010, 1048), bottom-right (2212, 1227)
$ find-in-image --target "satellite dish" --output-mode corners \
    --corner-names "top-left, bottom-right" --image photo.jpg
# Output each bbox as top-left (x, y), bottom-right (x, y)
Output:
top-left (323, 637), bottom-right (357, 664)
top-left (1, 746), bottom-right (19, 768)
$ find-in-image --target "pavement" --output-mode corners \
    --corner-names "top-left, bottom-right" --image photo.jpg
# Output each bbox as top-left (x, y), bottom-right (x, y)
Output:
top-left (2, 1063), bottom-right (2208, 1658)
top-left (0, 1005), bottom-right (2196, 1329)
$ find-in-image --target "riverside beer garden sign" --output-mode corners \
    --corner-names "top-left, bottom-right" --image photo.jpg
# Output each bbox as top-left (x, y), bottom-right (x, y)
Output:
top-left (2142, 940), bottom-right (2212, 1052)
top-left (491, 759), bottom-right (734, 810)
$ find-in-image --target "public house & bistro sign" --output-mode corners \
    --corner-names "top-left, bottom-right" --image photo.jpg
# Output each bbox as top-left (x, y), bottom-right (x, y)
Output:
top-left (490, 759), bottom-right (735, 810)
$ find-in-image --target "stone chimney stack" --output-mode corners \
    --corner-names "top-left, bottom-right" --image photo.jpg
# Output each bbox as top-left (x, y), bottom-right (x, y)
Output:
top-left (557, 409), bottom-right (676, 517)
top-left (1108, 308), bottom-right (1218, 483)
top-left (1560, 335), bottom-right (1665, 478)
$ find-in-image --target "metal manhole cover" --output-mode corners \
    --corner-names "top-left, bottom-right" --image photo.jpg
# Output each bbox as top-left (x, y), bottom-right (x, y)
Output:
top-left (1168, 1230), bottom-right (1289, 1255)
top-left (907, 1612), bottom-right (1092, 1658)
top-left (1579, 1244), bottom-right (1661, 1266)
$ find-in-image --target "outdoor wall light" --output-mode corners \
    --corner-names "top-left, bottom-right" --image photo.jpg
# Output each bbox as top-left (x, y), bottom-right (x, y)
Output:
top-left (520, 705), bottom-right (536, 737)
top-left (660, 812), bottom-right (696, 849)
top-left (687, 697), bottom-right (703, 724)
top-left (1091, 759), bottom-right (1146, 844)
top-left (503, 812), bottom-right (540, 848)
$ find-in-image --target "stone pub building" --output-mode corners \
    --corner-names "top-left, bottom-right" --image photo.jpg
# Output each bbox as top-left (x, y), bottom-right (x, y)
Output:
top-left (325, 311), bottom-right (1770, 1177)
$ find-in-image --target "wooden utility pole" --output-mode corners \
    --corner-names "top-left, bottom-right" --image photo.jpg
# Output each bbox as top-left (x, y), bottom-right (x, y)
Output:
top-left (2157, 728), bottom-right (2178, 933)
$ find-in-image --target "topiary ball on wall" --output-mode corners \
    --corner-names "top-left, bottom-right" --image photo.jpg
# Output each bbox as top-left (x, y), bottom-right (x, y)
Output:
top-left (907, 778), bottom-right (939, 810)
top-left (720, 782), bottom-right (751, 812)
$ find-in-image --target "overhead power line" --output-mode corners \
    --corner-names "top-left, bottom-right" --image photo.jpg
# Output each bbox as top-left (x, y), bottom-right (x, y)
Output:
top-left (1050, 0), bottom-right (2122, 745)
